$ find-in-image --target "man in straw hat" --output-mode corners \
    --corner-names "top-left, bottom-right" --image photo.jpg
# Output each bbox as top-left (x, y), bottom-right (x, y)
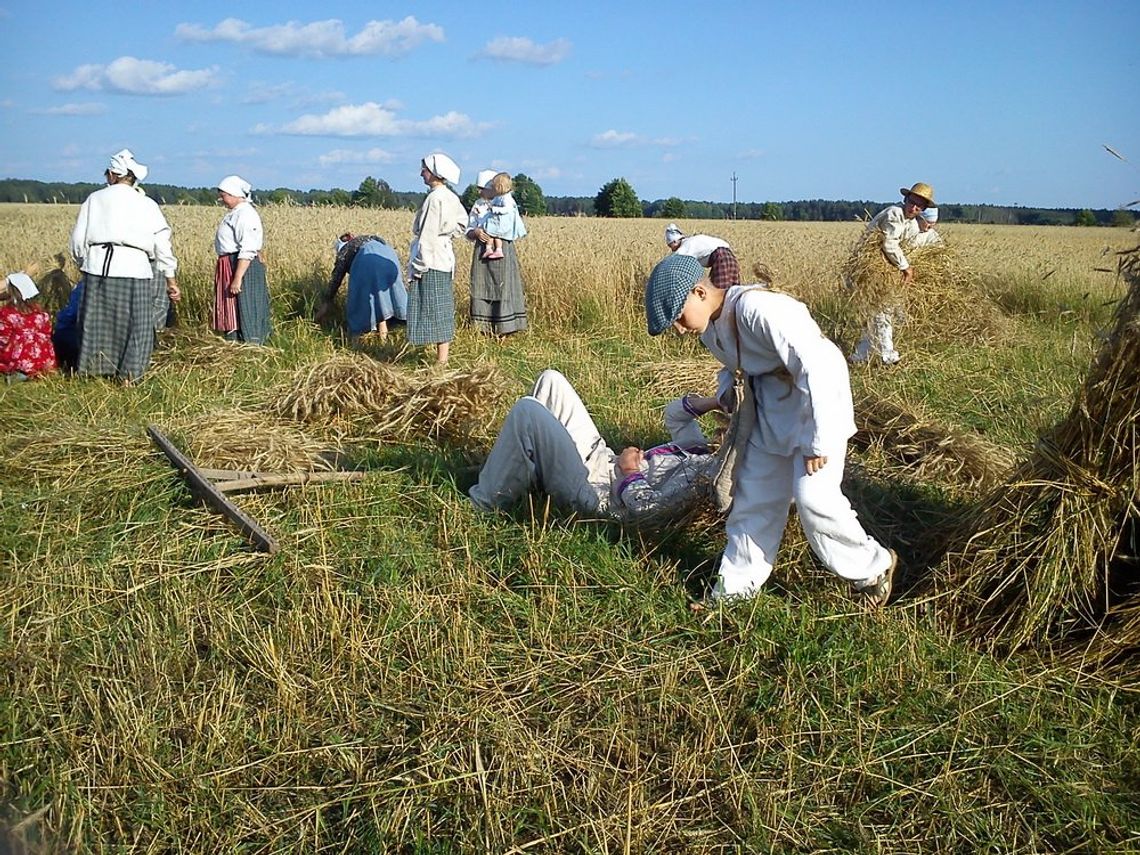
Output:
top-left (644, 254), bottom-right (898, 608)
top-left (849, 181), bottom-right (937, 366)
top-left (468, 369), bottom-right (721, 522)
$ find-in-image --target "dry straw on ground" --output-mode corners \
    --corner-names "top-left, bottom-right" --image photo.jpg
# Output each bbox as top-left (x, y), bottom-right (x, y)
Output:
top-left (939, 243), bottom-right (1140, 674)
top-left (166, 409), bottom-right (335, 473)
top-left (851, 391), bottom-right (1014, 491)
top-left (639, 359), bottom-right (1009, 492)
top-left (841, 229), bottom-right (1010, 347)
top-left (268, 354), bottom-right (508, 445)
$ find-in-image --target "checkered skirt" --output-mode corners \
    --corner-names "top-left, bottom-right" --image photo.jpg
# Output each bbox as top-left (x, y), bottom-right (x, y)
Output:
top-left (407, 269), bottom-right (455, 345)
top-left (77, 274), bottom-right (156, 380)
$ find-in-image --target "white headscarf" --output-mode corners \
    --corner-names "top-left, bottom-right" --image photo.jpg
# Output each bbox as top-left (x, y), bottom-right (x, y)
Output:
top-left (217, 175), bottom-right (252, 199)
top-left (921, 207), bottom-right (939, 224)
top-left (108, 148), bottom-right (147, 182)
top-left (6, 272), bottom-right (38, 300)
top-left (664, 223), bottom-right (684, 245)
top-left (422, 152), bottom-right (461, 186)
top-left (475, 169), bottom-right (497, 190)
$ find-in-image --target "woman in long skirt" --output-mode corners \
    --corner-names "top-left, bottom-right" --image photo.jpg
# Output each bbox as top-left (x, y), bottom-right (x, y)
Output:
top-left (407, 153), bottom-right (467, 364)
top-left (70, 148), bottom-right (180, 382)
top-left (213, 175), bottom-right (270, 344)
top-left (317, 233), bottom-right (406, 341)
top-left (466, 169), bottom-right (528, 337)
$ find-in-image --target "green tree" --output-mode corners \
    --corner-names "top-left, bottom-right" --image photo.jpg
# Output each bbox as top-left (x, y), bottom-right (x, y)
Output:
top-left (659, 197), bottom-right (685, 218)
top-left (761, 202), bottom-right (784, 221)
top-left (1074, 209), bottom-right (1097, 227)
top-left (512, 173), bottom-right (547, 216)
top-left (1112, 209), bottom-right (1136, 228)
top-left (594, 178), bottom-right (641, 218)
top-left (352, 176), bottom-right (395, 208)
top-left (459, 183), bottom-right (481, 210)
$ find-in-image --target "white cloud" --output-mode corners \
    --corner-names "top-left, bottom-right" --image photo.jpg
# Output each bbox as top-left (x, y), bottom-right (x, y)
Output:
top-left (279, 102), bottom-right (490, 138)
top-left (33, 102), bottom-right (107, 116)
top-left (591, 129), bottom-right (640, 148)
top-left (176, 16), bottom-right (444, 59)
top-left (55, 57), bottom-right (218, 96)
top-left (738, 148), bottom-right (766, 160)
top-left (591, 130), bottom-right (688, 150)
top-left (241, 81), bottom-right (348, 107)
top-left (478, 36), bottom-right (571, 66)
top-left (318, 147), bottom-right (396, 167)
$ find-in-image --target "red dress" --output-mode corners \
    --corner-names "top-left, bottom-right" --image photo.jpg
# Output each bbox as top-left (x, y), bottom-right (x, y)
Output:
top-left (0, 305), bottom-right (57, 378)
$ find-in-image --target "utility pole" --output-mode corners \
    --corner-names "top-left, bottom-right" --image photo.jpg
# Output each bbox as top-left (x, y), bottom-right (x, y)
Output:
top-left (731, 172), bottom-right (738, 220)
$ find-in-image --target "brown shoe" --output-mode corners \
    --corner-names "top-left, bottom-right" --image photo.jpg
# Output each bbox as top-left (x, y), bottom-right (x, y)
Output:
top-left (855, 549), bottom-right (898, 608)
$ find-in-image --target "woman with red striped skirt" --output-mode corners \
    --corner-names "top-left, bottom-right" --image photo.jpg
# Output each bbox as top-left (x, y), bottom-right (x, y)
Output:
top-left (213, 175), bottom-right (271, 344)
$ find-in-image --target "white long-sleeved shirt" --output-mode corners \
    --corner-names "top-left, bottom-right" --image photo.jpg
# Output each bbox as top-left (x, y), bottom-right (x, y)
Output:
top-left (867, 205), bottom-right (921, 271)
top-left (703, 286), bottom-right (856, 457)
top-left (674, 234), bottom-right (730, 266)
top-left (70, 184), bottom-right (177, 279)
top-left (410, 184), bottom-right (467, 276)
top-left (214, 201), bottom-right (264, 260)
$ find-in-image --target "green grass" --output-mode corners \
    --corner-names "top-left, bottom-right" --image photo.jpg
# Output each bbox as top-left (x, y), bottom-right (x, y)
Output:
top-left (2, 271), bottom-right (1139, 853)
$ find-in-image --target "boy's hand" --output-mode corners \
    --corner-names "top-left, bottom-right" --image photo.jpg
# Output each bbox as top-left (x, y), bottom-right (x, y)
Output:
top-left (804, 455), bottom-right (828, 475)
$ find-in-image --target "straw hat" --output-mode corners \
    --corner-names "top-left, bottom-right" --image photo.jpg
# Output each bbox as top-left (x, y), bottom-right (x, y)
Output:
top-left (900, 182), bottom-right (935, 207)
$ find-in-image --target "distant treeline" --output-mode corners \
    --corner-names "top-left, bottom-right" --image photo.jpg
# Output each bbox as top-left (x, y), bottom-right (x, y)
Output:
top-left (1, 178), bottom-right (1134, 227)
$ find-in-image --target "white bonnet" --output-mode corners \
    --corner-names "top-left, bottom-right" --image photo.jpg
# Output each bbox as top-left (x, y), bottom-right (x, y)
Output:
top-left (217, 175), bottom-right (252, 198)
top-left (108, 148), bottom-right (148, 182)
top-left (422, 152), bottom-right (461, 185)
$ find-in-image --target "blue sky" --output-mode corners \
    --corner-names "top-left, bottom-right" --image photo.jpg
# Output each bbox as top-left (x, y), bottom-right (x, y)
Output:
top-left (2, 1), bottom-right (1138, 208)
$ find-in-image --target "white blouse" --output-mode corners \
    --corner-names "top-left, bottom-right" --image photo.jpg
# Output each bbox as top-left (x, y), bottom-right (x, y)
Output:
top-left (410, 185), bottom-right (467, 276)
top-left (70, 184), bottom-right (178, 279)
top-left (214, 201), bottom-right (264, 260)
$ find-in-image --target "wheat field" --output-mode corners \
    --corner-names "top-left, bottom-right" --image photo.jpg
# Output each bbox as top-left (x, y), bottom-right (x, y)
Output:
top-left (2, 202), bottom-right (1138, 853)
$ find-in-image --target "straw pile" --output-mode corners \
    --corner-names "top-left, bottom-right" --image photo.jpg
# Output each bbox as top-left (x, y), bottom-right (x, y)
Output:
top-left (267, 354), bottom-right (508, 445)
top-left (167, 410), bottom-right (334, 473)
top-left (852, 392), bottom-right (1014, 491)
top-left (841, 229), bottom-right (1009, 346)
top-left (939, 244), bottom-right (1140, 672)
top-left (149, 328), bottom-right (269, 381)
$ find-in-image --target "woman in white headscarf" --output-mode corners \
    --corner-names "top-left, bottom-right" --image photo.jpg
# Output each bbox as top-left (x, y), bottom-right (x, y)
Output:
top-left (466, 169), bottom-right (528, 338)
top-left (69, 148), bottom-right (180, 382)
top-left (213, 175), bottom-right (271, 344)
top-left (407, 152), bottom-right (467, 364)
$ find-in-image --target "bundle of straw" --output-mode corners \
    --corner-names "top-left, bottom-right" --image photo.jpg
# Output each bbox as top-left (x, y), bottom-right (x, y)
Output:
top-left (268, 354), bottom-right (405, 423)
top-left (852, 392), bottom-right (1014, 491)
top-left (167, 409), bottom-right (334, 473)
top-left (841, 229), bottom-right (1009, 346)
top-left (267, 355), bottom-right (508, 445)
top-left (938, 244), bottom-right (1140, 672)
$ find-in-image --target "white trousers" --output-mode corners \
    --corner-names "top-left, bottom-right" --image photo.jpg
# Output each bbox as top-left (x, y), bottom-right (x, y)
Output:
top-left (469, 370), bottom-right (613, 514)
top-left (851, 311), bottom-right (900, 364)
top-left (714, 438), bottom-right (892, 599)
